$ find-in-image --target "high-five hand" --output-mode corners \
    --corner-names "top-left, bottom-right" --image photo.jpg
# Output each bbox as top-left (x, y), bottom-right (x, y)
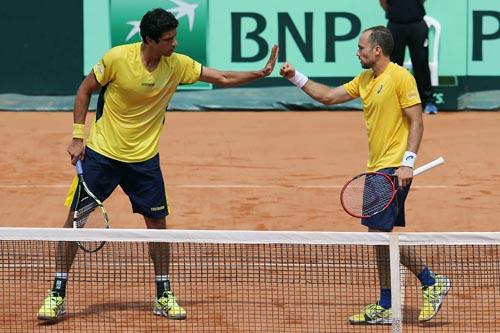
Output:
top-left (262, 45), bottom-right (279, 76)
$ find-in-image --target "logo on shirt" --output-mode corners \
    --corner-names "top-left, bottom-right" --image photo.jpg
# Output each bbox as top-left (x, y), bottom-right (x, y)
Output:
top-left (141, 82), bottom-right (155, 87)
top-left (376, 84), bottom-right (383, 94)
top-left (95, 63), bottom-right (105, 76)
top-left (407, 90), bottom-right (418, 100)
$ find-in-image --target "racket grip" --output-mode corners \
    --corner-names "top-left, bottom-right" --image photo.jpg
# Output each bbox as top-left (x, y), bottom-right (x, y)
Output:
top-left (75, 160), bottom-right (84, 175)
top-left (413, 157), bottom-right (445, 176)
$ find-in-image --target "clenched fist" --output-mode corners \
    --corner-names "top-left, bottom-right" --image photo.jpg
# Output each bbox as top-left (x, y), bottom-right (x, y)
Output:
top-left (280, 63), bottom-right (296, 79)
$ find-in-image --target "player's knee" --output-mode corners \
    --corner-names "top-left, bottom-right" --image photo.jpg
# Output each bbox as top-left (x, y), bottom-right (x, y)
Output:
top-left (144, 217), bottom-right (167, 229)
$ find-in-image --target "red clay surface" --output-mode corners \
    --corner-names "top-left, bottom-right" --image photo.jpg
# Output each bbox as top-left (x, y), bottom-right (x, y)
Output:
top-left (1, 111), bottom-right (498, 231)
top-left (0, 111), bottom-right (499, 332)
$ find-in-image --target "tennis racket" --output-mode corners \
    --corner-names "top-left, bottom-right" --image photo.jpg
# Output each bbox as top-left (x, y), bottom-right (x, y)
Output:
top-left (73, 160), bottom-right (109, 253)
top-left (340, 157), bottom-right (445, 218)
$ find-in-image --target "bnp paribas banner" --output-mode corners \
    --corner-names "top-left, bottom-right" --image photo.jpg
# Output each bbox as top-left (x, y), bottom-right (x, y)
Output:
top-left (110, 0), bottom-right (209, 89)
top-left (468, 0), bottom-right (500, 76)
top-left (208, 0), bottom-right (500, 79)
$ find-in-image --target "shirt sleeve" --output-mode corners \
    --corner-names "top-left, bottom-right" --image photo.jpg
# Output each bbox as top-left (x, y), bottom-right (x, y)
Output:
top-left (172, 53), bottom-right (202, 84)
top-left (343, 74), bottom-right (361, 98)
top-left (397, 71), bottom-right (421, 108)
top-left (92, 48), bottom-right (117, 86)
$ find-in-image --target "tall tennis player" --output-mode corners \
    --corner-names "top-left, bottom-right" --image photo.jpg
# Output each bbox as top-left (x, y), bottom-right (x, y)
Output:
top-left (37, 8), bottom-right (279, 322)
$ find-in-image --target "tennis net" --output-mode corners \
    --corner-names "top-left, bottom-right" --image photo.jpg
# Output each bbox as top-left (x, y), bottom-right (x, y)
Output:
top-left (0, 228), bottom-right (499, 332)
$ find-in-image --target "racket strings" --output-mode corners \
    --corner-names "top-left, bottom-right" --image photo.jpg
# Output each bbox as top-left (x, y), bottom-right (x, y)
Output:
top-left (342, 173), bottom-right (396, 217)
top-left (75, 201), bottom-right (107, 252)
top-left (73, 176), bottom-right (108, 253)
top-left (75, 202), bottom-right (99, 228)
top-left (362, 175), bottom-right (395, 215)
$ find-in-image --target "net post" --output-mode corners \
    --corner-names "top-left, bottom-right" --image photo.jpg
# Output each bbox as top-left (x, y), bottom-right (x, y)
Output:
top-left (400, 264), bottom-right (407, 320)
top-left (390, 233), bottom-right (403, 333)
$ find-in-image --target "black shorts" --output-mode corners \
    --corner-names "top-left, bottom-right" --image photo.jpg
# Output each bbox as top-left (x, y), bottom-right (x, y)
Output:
top-left (68, 147), bottom-right (169, 219)
top-left (361, 167), bottom-right (412, 231)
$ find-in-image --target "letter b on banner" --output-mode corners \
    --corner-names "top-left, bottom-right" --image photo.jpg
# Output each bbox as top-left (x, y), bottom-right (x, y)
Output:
top-left (232, 13), bottom-right (268, 62)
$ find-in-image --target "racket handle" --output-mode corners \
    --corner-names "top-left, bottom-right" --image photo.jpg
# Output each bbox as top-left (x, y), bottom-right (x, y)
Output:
top-left (413, 157), bottom-right (445, 176)
top-left (75, 160), bottom-right (84, 175)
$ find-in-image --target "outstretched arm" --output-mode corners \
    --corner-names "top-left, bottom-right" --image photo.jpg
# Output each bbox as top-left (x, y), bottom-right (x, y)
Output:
top-left (200, 45), bottom-right (279, 87)
top-left (280, 62), bottom-right (353, 105)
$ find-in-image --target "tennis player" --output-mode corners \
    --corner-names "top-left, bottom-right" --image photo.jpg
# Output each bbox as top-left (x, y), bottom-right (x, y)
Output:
top-left (280, 26), bottom-right (450, 324)
top-left (37, 8), bottom-right (279, 322)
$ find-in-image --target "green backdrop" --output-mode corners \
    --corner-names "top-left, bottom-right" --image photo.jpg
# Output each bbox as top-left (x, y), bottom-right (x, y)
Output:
top-left (1, 0), bottom-right (498, 103)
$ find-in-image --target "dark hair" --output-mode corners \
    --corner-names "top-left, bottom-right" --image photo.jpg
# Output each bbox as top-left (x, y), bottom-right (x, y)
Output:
top-left (364, 26), bottom-right (394, 56)
top-left (140, 8), bottom-right (179, 43)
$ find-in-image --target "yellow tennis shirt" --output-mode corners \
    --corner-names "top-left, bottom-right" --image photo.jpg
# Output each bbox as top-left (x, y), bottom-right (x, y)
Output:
top-left (88, 42), bottom-right (202, 162)
top-left (343, 62), bottom-right (421, 172)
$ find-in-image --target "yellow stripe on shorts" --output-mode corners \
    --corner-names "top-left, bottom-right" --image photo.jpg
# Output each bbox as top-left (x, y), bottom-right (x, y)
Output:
top-left (64, 175), bottom-right (79, 207)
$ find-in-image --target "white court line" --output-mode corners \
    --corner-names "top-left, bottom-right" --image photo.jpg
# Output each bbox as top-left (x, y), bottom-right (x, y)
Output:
top-left (174, 184), bottom-right (450, 189)
top-left (0, 185), bottom-right (69, 188)
top-left (0, 184), bottom-right (450, 189)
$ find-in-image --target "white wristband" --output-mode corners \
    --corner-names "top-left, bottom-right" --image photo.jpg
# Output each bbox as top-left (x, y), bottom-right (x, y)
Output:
top-left (401, 151), bottom-right (417, 168)
top-left (288, 70), bottom-right (309, 88)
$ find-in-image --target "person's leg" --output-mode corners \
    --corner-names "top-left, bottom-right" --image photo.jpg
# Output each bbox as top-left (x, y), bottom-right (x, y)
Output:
top-left (388, 174), bottom-right (434, 283)
top-left (390, 175), bottom-right (436, 285)
top-left (145, 216), bottom-right (186, 319)
top-left (407, 20), bottom-right (436, 112)
top-left (350, 168), bottom-right (399, 325)
top-left (390, 176), bottom-right (451, 322)
top-left (363, 169), bottom-right (399, 310)
top-left (37, 211), bottom-right (77, 322)
top-left (400, 239), bottom-right (451, 322)
top-left (349, 226), bottom-right (393, 325)
top-left (371, 228), bottom-right (391, 308)
top-left (144, 217), bottom-right (171, 297)
top-left (400, 246), bottom-right (433, 284)
top-left (121, 154), bottom-right (186, 319)
top-left (388, 22), bottom-right (408, 66)
top-left (369, 229), bottom-right (435, 313)
top-left (38, 148), bottom-right (120, 322)
top-left (52, 211), bottom-right (79, 295)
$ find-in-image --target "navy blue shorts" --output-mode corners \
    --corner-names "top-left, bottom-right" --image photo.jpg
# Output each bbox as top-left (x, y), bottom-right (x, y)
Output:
top-left (69, 147), bottom-right (169, 219)
top-left (361, 167), bottom-right (412, 231)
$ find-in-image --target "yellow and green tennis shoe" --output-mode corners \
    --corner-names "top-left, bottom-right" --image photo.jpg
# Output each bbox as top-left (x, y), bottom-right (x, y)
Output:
top-left (349, 302), bottom-right (392, 325)
top-left (153, 291), bottom-right (187, 320)
top-left (37, 291), bottom-right (66, 322)
top-left (418, 274), bottom-right (451, 322)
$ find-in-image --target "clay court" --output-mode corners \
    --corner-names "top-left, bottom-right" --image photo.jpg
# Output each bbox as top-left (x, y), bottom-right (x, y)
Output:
top-left (0, 110), bottom-right (499, 332)
top-left (0, 111), bottom-right (497, 231)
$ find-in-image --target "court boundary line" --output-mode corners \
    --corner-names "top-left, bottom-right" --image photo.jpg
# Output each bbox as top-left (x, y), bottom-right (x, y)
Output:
top-left (0, 184), bottom-right (451, 189)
